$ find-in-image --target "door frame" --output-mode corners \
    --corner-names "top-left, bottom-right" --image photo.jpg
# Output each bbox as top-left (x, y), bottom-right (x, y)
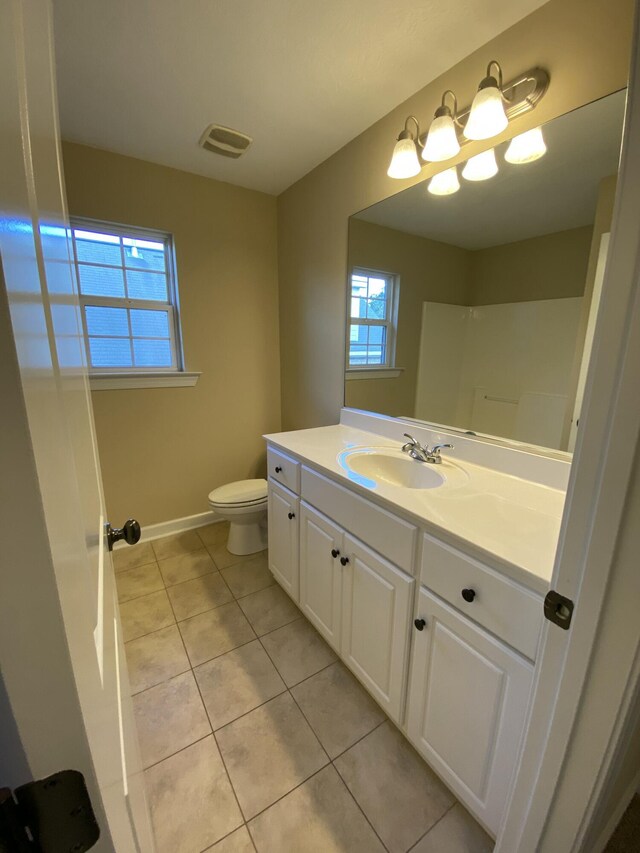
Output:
top-left (497, 10), bottom-right (640, 851)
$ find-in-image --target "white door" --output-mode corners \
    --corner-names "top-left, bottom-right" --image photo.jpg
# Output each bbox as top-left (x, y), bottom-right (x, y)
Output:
top-left (299, 502), bottom-right (343, 650)
top-left (0, 2), bottom-right (153, 850)
top-left (341, 534), bottom-right (413, 722)
top-left (267, 481), bottom-right (300, 600)
top-left (407, 589), bottom-right (533, 836)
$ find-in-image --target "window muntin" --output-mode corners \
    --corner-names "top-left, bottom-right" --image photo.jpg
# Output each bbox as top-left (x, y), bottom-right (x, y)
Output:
top-left (348, 269), bottom-right (397, 368)
top-left (70, 220), bottom-right (182, 372)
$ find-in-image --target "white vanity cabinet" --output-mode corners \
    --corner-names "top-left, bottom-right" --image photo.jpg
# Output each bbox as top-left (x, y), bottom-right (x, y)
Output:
top-left (406, 588), bottom-right (534, 834)
top-left (299, 501), bottom-right (414, 721)
top-left (340, 533), bottom-right (413, 721)
top-left (299, 502), bottom-right (343, 649)
top-left (267, 480), bottom-right (299, 600)
top-left (265, 440), bottom-right (544, 836)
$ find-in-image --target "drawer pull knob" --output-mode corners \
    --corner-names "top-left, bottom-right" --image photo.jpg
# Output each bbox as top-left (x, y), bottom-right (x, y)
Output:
top-left (340, 556), bottom-right (349, 566)
top-left (461, 588), bottom-right (476, 603)
top-left (288, 512), bottom-right (295, 520)
top-left (275, 466), bottom-right (282, 473)
top-left (331, 548), bottom-right (340, 558)
top-left (414, 618), bottom-right (426, 631)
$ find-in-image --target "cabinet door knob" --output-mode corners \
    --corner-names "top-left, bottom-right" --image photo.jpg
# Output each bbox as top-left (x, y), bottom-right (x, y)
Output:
top-left (414, 618), bottom-right (426, 631)
top-left (275, 466), bottom-right (282, 473)
top-left (461, 588), bottom-right (476, 603)
top-left (288, 512), bottom-right (295, 520)
top-left (340, 556), bottom-right (349, 566)
top-left (331, 548), bottom-right (340, 558)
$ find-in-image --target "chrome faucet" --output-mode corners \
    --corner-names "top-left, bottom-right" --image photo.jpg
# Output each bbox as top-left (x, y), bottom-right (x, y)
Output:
top-left (401, 433), bottom-right (454, 464)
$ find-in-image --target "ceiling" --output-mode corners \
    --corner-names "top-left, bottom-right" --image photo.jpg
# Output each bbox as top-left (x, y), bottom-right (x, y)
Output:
top-left (52, 0), bottom-right (546, 195)
top-left (355, 90), bottom-right (626, 249)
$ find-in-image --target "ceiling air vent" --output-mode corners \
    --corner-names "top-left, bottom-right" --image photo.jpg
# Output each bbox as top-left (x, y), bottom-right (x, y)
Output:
top-left (198, 124), bottom-right (252, 159)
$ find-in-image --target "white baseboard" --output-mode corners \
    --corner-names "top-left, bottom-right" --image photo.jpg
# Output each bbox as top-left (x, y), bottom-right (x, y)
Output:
top-left (113, 510), bottom-right (223, 548)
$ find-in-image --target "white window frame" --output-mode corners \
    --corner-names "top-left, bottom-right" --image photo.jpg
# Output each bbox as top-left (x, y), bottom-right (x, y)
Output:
top-left (69, 217), bottom-right (199, 390)
top-left (345, 267), bottom-right (401, 378)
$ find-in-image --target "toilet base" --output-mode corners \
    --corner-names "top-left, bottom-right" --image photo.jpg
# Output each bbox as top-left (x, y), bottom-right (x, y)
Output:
top-left (227, 518), bottom-right (267, 555)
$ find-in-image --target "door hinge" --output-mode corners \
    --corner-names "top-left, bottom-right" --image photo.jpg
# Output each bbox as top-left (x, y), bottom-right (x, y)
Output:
top-left (0, 770), bottom-right (99, 853)
top-left (544, 589), bottom-right (575, 630)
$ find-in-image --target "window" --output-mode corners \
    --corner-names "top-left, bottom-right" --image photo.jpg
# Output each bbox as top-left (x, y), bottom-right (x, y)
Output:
top-left (70, 219), bottom-right (187, 380)
top-left (347, 268), bottom-right (398, 368)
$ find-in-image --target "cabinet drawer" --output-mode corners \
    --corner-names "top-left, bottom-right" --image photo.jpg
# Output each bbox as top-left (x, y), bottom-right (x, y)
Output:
top-left (267, 446), bottom-right (300, 494)
top-left (301, 466), bottom-right (417, 573)
top-left (420, 533), bottom-right (542, 660)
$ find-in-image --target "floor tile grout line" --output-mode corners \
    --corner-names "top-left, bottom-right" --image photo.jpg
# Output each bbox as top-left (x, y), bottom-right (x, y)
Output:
top-left (325, 718), bottom-right (392, 853)
top-left (113, 558), bottom-right (158, 575)
top-left (285, 657), bottom-right (338, 690)
top-left (190, 659), bottom-right (248, 834)
top-left (182, 633), bottom-right (259, 673)
top-left (256, 615), bottom-right (392, 850)
top-left (329, 717), bottom-right (387, 763)
top-left (141, 730), bottom-right (212, 774)
top-left (124, 621), bottom-right (180, 650)
top-left (199, 824), bottom-right (257, 853)
top-left (242, 762), bottom-right (331, 826)
top-left (130, 664), bottom-right (192, 697)
top-left (208, 684), bottom-right (289, 735)
top-left (330, 758), bottom-right (392, 853)
top-left (405, 801), bottom-right (458, 852)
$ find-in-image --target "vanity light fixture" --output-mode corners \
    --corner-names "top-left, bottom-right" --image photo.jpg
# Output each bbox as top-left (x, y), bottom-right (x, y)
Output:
top-left (463, 61), bottom-right (509, 141)
top-left (422, 91), bottom-right (461, 162)
top-left (505, 126), bottom-right (547, 164)
top-left (461, 149), bottom-right (498, 181)
top-left (428, 166), bottom-right (460, 196)
top-left (387, 116), bottom-right (422, 179)
top-left (387, 61), bottom-right (549, 178)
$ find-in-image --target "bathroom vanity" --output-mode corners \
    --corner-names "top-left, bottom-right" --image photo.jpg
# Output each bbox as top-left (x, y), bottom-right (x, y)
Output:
top-left (264, 409), bottom-right (569, 836)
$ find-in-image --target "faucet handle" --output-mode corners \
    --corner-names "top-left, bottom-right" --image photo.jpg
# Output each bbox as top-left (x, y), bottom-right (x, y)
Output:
top-left (430, 443), bottom-right (454, 455)
top-left (403, 433), bottom-right (418, 445)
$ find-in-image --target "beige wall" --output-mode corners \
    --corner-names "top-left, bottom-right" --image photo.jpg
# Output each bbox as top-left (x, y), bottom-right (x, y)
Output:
top-left (346, 219), bottom-right (470, 416)
top-left (62, 142), bottom-right (280, 526)
top-left (277, 0), bottom-right (633, 430)
top-left (471, 226), bottom-right (593, 305)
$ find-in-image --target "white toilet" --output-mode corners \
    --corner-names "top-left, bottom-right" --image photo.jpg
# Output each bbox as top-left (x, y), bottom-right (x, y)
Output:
top-left (207, 478), bottom-right (268, 556)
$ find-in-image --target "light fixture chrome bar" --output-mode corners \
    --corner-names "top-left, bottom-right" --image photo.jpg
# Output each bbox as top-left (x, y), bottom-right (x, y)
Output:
top-left (417, 67), bottom-right (550, 148)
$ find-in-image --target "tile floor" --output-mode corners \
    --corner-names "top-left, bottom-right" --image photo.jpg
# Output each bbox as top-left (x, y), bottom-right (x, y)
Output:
top-left (116, 524), bottom-right (494, 853)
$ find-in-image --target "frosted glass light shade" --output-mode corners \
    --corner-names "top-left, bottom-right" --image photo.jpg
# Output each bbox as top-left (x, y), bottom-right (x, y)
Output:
top-left (428, 167), bottom-right (460, 196)
top-left (462, 149), bottom-right (498, 181)
top-left (423, 114), bottom-right (460, 162)
top-left (387, 137), bottom-right (421, 179)
top-left (505, 127), bottom-right (547, 164)
top-left (463, 86), bottom-right (508, 140)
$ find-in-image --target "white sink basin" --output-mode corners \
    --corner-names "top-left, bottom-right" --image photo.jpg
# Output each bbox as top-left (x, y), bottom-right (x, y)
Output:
top-left (338, 446), bottom-right (464, 490)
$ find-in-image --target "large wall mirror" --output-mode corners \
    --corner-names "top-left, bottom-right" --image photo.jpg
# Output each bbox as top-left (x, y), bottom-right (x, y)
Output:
top-left (344, 90), bottom-right (625, 454)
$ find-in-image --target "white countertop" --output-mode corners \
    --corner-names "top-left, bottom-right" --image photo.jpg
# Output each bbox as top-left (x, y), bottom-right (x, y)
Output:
top-left (264, 424), bottom-right (566, 594)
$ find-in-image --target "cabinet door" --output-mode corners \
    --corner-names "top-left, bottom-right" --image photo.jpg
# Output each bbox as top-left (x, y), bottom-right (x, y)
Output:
top-left (268, 481), bottom-right (299, 601)
top-left (406, 588), bottom-right (533, 835)
top-left (299, 503), bottom-right (343, 650)
top-left (341, 534), bottom-right (414, 722)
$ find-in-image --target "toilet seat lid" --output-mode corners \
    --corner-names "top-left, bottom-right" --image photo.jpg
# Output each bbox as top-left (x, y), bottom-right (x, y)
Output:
top-left (208, 478), bottom-right (268, 506)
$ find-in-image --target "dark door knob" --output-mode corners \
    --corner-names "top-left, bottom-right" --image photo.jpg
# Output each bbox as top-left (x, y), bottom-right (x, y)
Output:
top-left (275, 466), bottom-right (282, 473)
top-left (340, 556), bottom-right (349, 566)
top-left (106, 519), bottom-right (141, 552)
top-left (288, 512), bottom-right (295, 520)
top-left (461, 588), bottom-right (476, 603)
top-left (414, 618), bottom-right (426, 631)
top-left (331, 548), bottom-right (340, 558)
